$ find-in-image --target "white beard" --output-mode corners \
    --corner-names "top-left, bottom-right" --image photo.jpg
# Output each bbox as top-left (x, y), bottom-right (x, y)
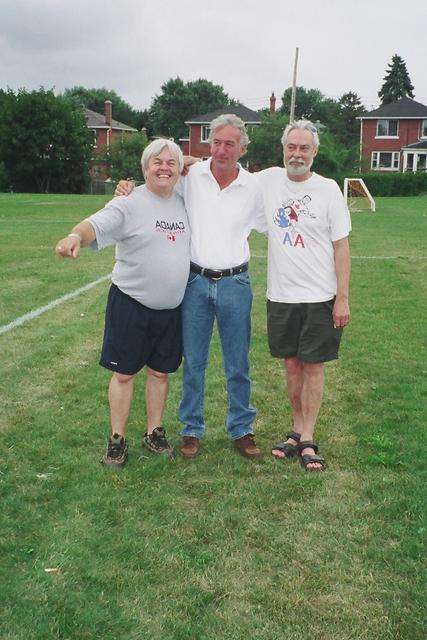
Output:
top-left (285, 158), bottom-right (313, 177)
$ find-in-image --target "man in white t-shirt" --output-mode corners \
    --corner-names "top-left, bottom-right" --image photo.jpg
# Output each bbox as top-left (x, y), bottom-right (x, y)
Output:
top-left (257, 120), bottom-right (351, 471)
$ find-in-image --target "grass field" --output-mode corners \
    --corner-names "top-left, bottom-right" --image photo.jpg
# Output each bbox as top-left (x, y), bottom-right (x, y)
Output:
top-left (1, 193), bottom-right (426, 639)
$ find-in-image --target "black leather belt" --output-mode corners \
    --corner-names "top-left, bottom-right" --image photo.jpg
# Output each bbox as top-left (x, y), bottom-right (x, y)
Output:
top-left (190, 262), bottom-right (248, 280)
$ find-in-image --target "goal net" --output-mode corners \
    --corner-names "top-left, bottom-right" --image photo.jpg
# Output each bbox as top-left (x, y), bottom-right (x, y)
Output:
top-left (343, 178), bottom-right (376, 212)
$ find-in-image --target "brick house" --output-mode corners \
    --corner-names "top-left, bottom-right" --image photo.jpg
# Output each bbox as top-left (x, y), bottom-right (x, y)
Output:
top-left (84, 100), bottom-right (137, 152)
top-left (83, 100), bottom-right (137, 180)
top-left (179, 103), bottom-right (264, 159)
top-left (359, 97), bottom-right (427, 172)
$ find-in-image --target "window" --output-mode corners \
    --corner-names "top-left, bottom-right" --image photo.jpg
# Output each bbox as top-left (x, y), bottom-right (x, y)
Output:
top-left (406, 153), bottom-right (414, 170)
top-left (417, 154), bottom-right (427, 171)
top-left (90, 129), bottom-right (97, 147)
top-left (246, 125), bottom-right (257, 138)
top-left (201, 125), bottom-right (210, 142)
top-left (371, 151), bottom-right (400, 170)
top-left (376, 119), bottom-right (398, 137)
top-left (422, 120), bottom-right (427, 138)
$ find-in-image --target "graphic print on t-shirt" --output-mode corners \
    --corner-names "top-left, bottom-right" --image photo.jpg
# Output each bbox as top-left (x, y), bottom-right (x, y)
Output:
top-left (273, 195), bottom-right (314, 248)
top-left (155, 219), bottom-right (186, 242)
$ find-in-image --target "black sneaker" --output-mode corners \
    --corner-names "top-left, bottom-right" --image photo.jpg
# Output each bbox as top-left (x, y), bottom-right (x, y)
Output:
top-left (101, 433), bottom-right (128, 468)
top-left (143, 427), bottom-right (174, 455)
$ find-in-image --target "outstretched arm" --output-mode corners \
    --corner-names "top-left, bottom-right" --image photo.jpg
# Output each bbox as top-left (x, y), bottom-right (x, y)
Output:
top-left (55, 221), bottom-right (96, 259)
top-left (332, 236), bottom-right (351, 328)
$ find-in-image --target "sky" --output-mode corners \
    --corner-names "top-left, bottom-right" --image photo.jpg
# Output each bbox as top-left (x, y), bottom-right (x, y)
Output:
top-left (1, 0), bottom-right (426, 115)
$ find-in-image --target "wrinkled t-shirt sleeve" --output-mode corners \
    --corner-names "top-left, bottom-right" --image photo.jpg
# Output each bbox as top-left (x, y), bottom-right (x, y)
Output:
top-left (85, 196), bottom-right (128, 250)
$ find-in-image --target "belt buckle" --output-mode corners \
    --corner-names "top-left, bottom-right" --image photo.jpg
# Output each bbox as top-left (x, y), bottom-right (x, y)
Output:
top-left (211, 271), bottom-right (222, 280)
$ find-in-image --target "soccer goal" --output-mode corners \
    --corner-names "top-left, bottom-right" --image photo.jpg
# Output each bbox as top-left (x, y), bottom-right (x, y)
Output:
top-left (343, 178), bottom-right (376, 212)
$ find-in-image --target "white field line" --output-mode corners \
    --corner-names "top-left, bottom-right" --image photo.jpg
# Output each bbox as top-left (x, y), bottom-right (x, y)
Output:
top-left (251, 254), bottom-right (427, 260)
top-left (351, 255), bottom-right (427, 260)
top-left (0, 274), bottom-right (111, 337)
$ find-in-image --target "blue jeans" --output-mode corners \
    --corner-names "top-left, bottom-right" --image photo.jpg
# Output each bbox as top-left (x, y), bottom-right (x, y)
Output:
top-left (179, 270), bottom-right (256, 439)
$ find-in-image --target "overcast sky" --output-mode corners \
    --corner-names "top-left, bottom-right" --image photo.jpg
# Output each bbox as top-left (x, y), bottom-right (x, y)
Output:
top-left (1, 0), bottom-right (426, 115)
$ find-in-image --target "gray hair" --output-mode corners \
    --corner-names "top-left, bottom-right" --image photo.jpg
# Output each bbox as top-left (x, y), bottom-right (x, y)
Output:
top-left (208, 113), bottom-right (250, 147)
top-left (281, 120), bottom-right (320, 149)
top-left (141, 138), bottom-right (184, 176)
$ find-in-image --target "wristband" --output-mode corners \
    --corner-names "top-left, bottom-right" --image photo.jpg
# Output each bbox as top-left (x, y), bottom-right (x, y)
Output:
top-left (68, 233), bottom-right (82, 242)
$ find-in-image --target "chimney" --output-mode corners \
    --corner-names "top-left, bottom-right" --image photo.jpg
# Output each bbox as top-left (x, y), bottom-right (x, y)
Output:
top-left (104, 100), bottom-right (112, 126)
top-left (269, 92), bottom-right (276, 115)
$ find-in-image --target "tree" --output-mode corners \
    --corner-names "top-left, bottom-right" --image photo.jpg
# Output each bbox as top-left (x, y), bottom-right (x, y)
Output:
top-left (332, 91), bottom-right (366, 147)
top-left (246, 113), bottom-right (289, 170)
top-left (148, 77), bottom-right (235, 141)
top-left (63, 86), bottom-right (144, 130)
top-left (378, 54), bottom-right (415, 104)
top-left (0, 90), bottom-right (8, 189)
top-left (0, 88), bottom-right (92, 193)
top-left (95, 131), bottom-right (149, 182)
top-left (313, 129), bottom-right (359, 177)
top-left (279, 87), bottom-right (338, 123)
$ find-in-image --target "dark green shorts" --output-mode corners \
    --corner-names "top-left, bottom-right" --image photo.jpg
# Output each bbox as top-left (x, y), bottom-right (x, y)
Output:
top-left (267, 299), bottom-right (343, 363)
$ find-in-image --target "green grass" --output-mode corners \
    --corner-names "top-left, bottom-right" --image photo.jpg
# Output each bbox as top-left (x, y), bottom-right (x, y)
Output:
top-left (0, 194), bottom-right (426, 639)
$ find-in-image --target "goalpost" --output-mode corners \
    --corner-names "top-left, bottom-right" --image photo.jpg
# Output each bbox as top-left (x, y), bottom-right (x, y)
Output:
top-left (343, 178), bottom-right (376, 212)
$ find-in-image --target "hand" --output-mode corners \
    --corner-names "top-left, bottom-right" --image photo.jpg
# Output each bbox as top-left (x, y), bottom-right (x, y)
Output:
top-left (114, 180), bottom-right (135, 197)
top-left (332, 298), bottom-right (350, 329)
top-left (55, 236), bottom-right (81, 259)
top-left (182, 155), bottom-right (200, 176)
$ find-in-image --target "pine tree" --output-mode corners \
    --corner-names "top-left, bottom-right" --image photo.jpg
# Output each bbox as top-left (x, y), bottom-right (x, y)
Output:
top-left (378, 54), bottom-right (415, 104)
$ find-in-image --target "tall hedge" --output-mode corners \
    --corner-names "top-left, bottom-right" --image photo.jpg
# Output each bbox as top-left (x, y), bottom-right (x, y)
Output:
top-left (335, 172), bottom-right (427, 196)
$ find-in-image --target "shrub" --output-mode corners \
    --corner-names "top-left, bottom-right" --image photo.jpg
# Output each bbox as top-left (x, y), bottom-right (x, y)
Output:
top-left (334, 171), bottom-right (427, 197)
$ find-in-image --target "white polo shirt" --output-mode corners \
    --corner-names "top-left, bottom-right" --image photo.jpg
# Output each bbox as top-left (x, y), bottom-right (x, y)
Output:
top-left (177, 158), bottom-right (266, 270)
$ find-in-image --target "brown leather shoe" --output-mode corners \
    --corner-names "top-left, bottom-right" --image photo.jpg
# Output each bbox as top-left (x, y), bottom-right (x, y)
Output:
top-left (234, 434), bottom-right (261, 459)
top-left (180, 436), bottom-right (200, 459)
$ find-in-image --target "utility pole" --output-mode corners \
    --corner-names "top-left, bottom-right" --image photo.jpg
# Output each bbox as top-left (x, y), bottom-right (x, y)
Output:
top-left (289, 47), bottom-right (299, 123)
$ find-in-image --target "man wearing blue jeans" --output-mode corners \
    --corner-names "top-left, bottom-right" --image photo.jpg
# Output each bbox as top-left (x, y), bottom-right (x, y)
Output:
top-left (177, 114), bottom-right (265, 458)
top-left (116, 114), bottom-right (265, 458)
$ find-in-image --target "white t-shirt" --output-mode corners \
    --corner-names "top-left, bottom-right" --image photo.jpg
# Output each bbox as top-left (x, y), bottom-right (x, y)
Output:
top-left (257, 168), bottom-right (351, 303)
top-left (177, 159), bottom-right (266, 269)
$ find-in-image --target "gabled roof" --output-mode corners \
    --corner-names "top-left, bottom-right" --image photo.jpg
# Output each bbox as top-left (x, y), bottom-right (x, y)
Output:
top-left (185, 103), bottom-right (261, 125)
top-left (402, 140), bottom-right (427, 150)
top-left (83, 107), bottom-right (137, 132)
top-left (361, 96), bottom-right (427, 119)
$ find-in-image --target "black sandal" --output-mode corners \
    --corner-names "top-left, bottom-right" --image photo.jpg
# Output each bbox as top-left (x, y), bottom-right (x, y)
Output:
top-left (297, 441), bottom-right (326, 471)
top-left (271, 431), bottom-right (301, 459)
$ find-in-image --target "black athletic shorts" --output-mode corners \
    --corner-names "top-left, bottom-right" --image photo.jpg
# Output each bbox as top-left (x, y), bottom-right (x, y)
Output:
top-left (267, 298), bottom-right (343, 363)
top-left (100, 284), bottom-right (183, 375)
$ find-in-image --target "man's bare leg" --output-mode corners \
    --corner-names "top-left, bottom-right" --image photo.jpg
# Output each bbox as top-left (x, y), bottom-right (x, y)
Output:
top-left (108, 372), bottom-right (135, 436)
top-left (299, 362), bottom-right (324, 470)
top-left (145, 367), bottom-right (169, 434)
top-left (273, 358), bottom-right (325, 469)
top-left (272, 357), bottom-right (303, 458)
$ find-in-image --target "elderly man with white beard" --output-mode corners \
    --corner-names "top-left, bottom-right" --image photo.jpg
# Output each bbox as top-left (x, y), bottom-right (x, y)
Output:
top-left (257, 120), bottom-right (351, 471)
